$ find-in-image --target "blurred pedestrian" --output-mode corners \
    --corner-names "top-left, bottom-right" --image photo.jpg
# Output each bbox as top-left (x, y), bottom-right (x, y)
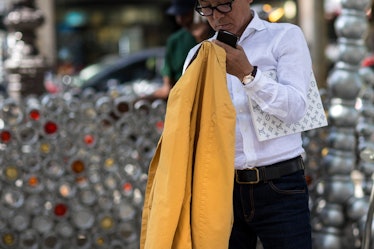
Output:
top-left (149, 0), bottom-right (213, 100)
top-left (182, 0), bottom-right (314, 248)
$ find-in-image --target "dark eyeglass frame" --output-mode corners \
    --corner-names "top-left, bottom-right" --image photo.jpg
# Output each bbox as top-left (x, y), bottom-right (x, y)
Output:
top-left (195, 0), bottom-right (235, 16)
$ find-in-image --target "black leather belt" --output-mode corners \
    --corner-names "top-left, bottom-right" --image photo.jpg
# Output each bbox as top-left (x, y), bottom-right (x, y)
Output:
top-left (235, 156), bottom-right (304, 184)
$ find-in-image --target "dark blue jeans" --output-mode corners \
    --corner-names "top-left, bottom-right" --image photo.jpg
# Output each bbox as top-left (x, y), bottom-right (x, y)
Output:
top-left (229, 170), bottom-right (312, 249)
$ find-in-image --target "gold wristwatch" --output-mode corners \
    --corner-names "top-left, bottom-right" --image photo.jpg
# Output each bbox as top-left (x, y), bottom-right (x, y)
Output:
top-left (242, 66), bottom-right (258, 85)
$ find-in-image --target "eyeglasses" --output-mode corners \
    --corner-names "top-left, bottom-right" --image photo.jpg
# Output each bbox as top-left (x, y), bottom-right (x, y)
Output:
top-left (195, 0), bottom-right (235, 16)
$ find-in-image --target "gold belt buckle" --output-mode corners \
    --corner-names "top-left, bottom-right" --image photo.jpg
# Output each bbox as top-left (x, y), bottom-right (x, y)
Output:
top-left (236, 167), bottom-right (260, 184)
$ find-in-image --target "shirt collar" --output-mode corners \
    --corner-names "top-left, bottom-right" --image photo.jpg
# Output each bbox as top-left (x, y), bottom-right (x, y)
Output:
top-left (239, 10), bottom-right (266, 42)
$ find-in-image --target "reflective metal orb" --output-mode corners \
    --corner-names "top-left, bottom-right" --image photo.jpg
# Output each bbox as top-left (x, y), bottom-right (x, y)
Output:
top-left (334, 9), bottom-right (368, 39)
top-left (328, 62), bottom-right (362, 100)
top-left (337, 38), bottom-right (367, 65)
top-left (340, 0), bottom-right (372, 11)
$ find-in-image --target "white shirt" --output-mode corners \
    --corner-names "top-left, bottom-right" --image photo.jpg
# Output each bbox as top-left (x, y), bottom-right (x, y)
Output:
top-left (184, 11), bottom-right (312, 170)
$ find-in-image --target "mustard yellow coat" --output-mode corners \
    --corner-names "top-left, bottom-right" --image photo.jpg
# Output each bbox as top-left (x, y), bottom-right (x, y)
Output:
top-left (140, 42), bottom-right (236, 249)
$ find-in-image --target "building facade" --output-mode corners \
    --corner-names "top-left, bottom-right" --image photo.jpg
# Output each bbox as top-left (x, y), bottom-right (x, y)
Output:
top-left (36, 0), bottom-right (300, 75)
top-left (0, 0), bottom-right (339, 82)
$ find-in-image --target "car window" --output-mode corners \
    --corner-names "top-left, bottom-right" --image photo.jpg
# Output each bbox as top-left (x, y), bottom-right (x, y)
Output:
top-left (80, 47), bottom-right (165, 92)
top-left (123, 58), bottom-right (157, 81)
top-left (91, 56), bottom-right (164, 92)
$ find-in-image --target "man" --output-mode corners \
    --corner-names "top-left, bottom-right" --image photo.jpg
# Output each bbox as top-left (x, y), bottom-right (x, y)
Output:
top-left (150, 0), bottom-right (213, 99)
top-left (184, 0), bottom-right (313, 248)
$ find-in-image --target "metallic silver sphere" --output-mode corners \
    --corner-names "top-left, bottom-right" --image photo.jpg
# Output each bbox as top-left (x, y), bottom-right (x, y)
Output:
top-left (359, 67), bottom-right (374, 87)
top-left (313, 227), bottom-right (343, 249)
top-left (326, 130), bottom-right (357, 151)
top-left (328, 102), bottom-right (360, 127)
top-left (346, 196), bottom-right (369, 221)
top-left (317, 176), bottom-right (355, 204)
top-left (321, 150), bottom-right (356, 175)
top-left (334, 9), bottom-right (368, 39)
top-left (337, 38), bottom-right (367, 65)
top-left (328, 63), bottom-right (362, 100)
top-left (315, 201), bottom-right (345, 227)
top-left (341, 0), bottom-right (372, 11)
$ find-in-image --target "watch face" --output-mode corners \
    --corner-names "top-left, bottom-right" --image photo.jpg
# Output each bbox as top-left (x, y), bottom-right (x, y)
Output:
top-left (242, 75), bottom-right (254, 85)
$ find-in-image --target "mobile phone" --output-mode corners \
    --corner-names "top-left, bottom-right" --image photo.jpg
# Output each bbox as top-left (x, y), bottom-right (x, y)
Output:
top-left (216, 30), bottom-right (238, 48)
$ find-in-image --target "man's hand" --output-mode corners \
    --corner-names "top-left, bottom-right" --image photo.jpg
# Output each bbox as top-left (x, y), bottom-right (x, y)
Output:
top-left (212, 40), bottom-right (253, 82)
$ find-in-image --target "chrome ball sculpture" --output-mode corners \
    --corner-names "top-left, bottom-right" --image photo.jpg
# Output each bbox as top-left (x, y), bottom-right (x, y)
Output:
top-left (0, 88), bottom-right (166, 248)
top-left (3, 0), bottom-right (47, 100)
top-left (311, 0), bottom-right (372, 248)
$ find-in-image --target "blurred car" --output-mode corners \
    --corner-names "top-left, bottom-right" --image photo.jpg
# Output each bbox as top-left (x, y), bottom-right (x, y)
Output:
top-left (74, 47), bottom-right (165, 96)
